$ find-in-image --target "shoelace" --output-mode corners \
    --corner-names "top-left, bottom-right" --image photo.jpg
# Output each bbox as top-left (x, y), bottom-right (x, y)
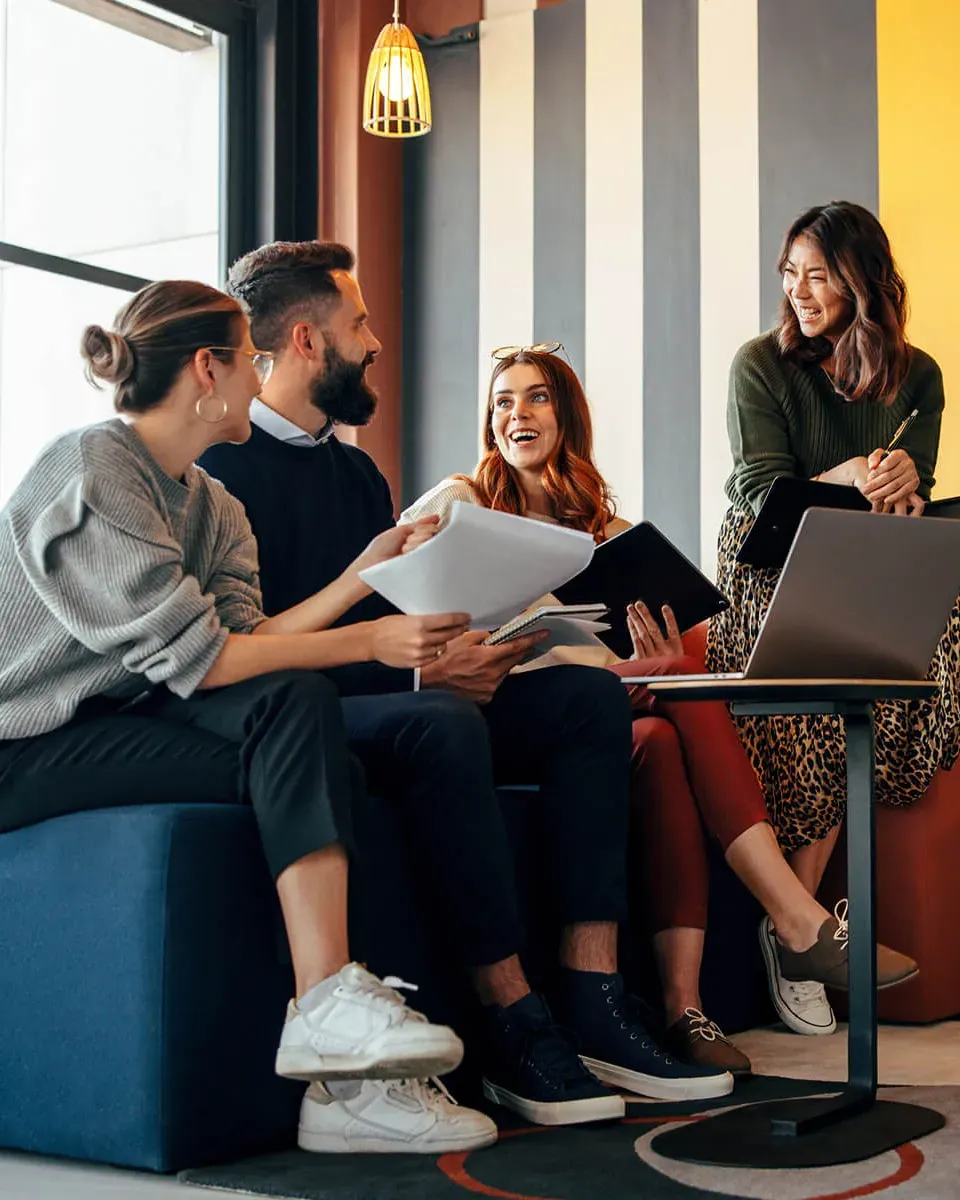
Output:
top-left (523, 1019), bottom-right (596, 1086)
top-left (833, 899), bottom-right (849, 952)
top-left (682, 1007), bottom-right (725, 1043)
top-left (784, 978), bottom-right (828, 1003)
top-left (345, 967), bottom-right (427, 1023)
top-left (389, 1076), bottom-right (459, 1111)
top-left (603, 980), bottom-right (673, 1063)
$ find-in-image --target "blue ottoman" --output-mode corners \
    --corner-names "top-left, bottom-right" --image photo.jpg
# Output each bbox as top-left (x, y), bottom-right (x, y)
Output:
top-left (0, 804), bottom-right (302, 1171)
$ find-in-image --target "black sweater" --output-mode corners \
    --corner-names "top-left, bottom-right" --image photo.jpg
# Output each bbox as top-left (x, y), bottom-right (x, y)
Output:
top-left (199, 425), bottom-right (412, 694)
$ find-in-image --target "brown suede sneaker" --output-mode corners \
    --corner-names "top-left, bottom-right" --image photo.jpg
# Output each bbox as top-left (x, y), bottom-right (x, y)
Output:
top-left (776, 901), bottom-right (918, 992)
top-left (665, 1009), bottom-right (752, 1077)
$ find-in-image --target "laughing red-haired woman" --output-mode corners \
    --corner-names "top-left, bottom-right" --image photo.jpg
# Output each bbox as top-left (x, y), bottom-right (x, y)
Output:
top-left (402, 343), bottom-right (915, 1078)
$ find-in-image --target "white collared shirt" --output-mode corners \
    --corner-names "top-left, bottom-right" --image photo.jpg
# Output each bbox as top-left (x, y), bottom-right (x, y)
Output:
top-left (249, 398), bottom-right (333, 447)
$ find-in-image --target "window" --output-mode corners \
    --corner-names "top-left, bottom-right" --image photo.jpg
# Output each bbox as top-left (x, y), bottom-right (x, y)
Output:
top-left (0, 0), bottom-right (265, 501)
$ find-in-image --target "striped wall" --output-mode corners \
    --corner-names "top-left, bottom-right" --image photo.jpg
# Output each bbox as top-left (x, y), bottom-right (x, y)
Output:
top-left (402, 0), bottom-right (960, 575)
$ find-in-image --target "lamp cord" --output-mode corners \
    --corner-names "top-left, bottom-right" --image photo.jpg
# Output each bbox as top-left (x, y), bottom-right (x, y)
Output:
top-left (393, 0), bottom-right (400, 23)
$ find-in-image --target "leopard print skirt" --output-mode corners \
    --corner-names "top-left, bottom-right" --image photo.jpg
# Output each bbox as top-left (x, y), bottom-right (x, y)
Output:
top-left (706, 507), bottom-right (960, 853)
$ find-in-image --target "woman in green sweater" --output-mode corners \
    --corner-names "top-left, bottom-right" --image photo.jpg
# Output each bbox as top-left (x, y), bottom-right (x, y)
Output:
top-left (708, 201), bottom-right (958, 1034)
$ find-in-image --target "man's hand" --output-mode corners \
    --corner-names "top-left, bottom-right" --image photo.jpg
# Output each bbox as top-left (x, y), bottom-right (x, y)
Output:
top-left (368, 612), bottom-right (470, 669)
top-left (347, 517), bottom-right (440, 577)
top-left (419, 629), bottom-right (549, 704)
top-left (627, 602), bottom-right (684, 660)
top-left (861, 448), bottom-right (920, 509)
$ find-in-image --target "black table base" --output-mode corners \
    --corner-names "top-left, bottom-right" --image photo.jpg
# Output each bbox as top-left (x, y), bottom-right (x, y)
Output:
top-left (632, 681), bottom-right (943, 1171)
top-left (652, 1096), bottom-right (944, 1169)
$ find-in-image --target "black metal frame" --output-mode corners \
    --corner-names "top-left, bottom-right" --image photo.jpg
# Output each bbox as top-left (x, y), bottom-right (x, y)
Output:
top-left (0, 0), bottom-right (319, 292)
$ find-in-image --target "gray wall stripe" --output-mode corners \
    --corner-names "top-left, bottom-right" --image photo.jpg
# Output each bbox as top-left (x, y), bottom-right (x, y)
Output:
top-left (401, 41), bottom-right (481, 507)
top-left (642, 0), bottom-right (701, 561)
top-left (758, 0), bottom-right (879, 328)
top-left (534, 0), bottom-right (586, 376)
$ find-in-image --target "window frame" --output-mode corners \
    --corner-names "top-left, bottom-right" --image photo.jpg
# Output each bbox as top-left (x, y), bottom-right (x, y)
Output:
top-left (0, 0), bottom-right (318, 293)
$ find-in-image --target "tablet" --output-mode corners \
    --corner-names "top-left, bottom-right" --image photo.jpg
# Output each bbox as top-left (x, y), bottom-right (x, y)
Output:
top-left (554, 521), bottom-right (729, 659)
top-left (736, 477), bottom-right (870, 570)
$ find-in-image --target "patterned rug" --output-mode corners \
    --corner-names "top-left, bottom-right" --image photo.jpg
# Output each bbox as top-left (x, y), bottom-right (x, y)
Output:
top-left (179, 1077), bottom-right (960, 1200)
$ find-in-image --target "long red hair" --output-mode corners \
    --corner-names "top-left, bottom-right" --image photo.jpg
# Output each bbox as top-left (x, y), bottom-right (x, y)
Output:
top-left (458, 350), bottom-right (616, 542)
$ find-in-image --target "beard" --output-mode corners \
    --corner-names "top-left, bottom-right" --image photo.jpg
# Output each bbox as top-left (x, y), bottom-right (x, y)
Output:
top-left (309, 342), bottom-right (378, 426)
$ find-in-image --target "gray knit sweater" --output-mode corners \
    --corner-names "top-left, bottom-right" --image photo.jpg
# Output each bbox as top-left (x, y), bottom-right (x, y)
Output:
top-left (0, 419), bottom-right (264, 739)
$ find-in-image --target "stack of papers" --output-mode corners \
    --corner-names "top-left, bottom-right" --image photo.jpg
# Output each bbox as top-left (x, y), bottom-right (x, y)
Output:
top-left (358, 502), bottom-right (597, 630)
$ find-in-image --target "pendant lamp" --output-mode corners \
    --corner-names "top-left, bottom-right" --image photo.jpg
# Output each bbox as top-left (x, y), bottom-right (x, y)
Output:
top-left (362, 1), bottom-right (432, 138)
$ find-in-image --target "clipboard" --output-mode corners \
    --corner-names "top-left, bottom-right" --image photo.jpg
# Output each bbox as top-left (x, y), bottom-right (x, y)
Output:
top-left (553, 522), bottom-right (729, 659)
top-left (736, 477), bottom-right (870, 569)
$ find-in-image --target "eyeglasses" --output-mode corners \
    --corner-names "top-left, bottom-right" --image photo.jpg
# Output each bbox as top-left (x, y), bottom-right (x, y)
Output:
top-left (207, 346), bottom-right (275, 386)
top-left (491, 341), bottom-right (565, 361)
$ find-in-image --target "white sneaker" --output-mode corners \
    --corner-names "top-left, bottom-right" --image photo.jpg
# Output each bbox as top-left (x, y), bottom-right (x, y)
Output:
top-left (298, 1077), bottom-right (498, 1154)
top-left (276, 963), bottom-right (464, 1081)
top-left (759, 916), bottom-right (837, 1036)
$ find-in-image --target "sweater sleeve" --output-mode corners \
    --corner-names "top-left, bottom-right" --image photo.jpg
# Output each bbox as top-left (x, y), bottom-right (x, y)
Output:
top-left (400, 479), bottom-right (480, 526)
top-left (725, 343), bottom-right (798, 515)
top-left (12, 474), bottom-right (226, 697)
top-left (899, 352), bottom-right (944, 499)
top-left (203, 479), bottom-right (266, 635)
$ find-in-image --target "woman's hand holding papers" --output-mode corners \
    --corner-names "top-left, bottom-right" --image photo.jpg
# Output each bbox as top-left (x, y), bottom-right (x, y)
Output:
top-left (419, 629), bottom-right (549, 703)
top-left (347, 517), bottom-right (441, 582)
top-left (627, 602), bottom-right (684, 661)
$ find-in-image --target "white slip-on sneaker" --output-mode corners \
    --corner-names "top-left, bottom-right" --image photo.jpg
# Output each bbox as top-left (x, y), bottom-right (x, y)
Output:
top-left (759, 916), bottom-right (837, 1036)
top-left (276, 963), bottom-right (464, 1081)
top-left (298, 1077), bottom-right (498, 1154)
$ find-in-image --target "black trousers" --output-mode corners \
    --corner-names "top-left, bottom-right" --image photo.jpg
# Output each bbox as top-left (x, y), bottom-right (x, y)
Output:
top-left (0, 672), bottom-right (359, 880)
top-left (340, 665), bottom-right (633, 967)
top-left (0, 665), bottom-right (633, 970)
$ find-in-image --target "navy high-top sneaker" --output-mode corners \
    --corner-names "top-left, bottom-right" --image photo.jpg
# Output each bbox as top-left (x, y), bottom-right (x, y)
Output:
top-left (482, 991), bottom-right (625, 1126)
top-left (551, 968), bottom-right (734, 1101)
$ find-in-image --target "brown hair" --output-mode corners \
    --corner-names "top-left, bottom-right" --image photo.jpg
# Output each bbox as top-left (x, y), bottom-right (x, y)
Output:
top-left (462, 351), bottom-right (617, 542)
top-left (775, 202), bottom-right (910, 404)
top-left (81, 280), bottom-right (243, 414)
top-left (226, 240), bottom-right (355, 352)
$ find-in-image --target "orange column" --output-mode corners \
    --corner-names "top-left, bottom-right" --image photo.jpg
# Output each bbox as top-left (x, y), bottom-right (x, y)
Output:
top-left (317, 0), bottom-right (483, 509)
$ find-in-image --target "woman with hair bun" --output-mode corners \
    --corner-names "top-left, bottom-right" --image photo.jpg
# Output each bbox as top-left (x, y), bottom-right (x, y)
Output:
top-left (709, 201), bottom-right (958, 1037)
top-left (0, 279), bottom-right (474, 1126)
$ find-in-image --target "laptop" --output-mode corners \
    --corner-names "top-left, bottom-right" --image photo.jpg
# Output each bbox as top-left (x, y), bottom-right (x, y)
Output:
top-left (627, 508), bottom-right (960, 685)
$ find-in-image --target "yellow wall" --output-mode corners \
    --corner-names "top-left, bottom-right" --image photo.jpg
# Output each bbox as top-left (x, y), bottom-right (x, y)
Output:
top-left (878, 0), bottom-right (960, 497)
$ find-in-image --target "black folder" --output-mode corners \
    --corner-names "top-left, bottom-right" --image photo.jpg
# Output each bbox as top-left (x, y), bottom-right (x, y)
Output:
top-left (553, 521), bottom-right (729, 659)
top-left (736, 477), bottom-right (871, 569)
top-left (925, 496), bottom-right (960, 519)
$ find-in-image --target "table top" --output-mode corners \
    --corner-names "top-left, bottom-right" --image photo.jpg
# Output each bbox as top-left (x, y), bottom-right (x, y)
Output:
top-left (620, 677), bottom-right (939, 704)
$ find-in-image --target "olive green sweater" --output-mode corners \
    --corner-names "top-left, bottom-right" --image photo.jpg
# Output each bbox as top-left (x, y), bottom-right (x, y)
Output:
top-left (725, 331), bottom-right (945, 515)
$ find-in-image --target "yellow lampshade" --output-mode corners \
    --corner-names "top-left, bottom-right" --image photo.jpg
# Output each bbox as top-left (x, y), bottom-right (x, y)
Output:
top-left (363, 6), bottom-right (431, 139)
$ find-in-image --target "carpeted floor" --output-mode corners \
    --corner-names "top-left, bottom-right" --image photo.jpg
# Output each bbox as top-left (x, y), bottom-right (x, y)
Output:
top-left (179, 1076), bottom-right (960, 1200)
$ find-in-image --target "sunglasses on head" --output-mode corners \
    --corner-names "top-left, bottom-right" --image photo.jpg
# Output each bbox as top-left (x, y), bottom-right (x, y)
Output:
top-left (491, 341), bottom-right (567, 362)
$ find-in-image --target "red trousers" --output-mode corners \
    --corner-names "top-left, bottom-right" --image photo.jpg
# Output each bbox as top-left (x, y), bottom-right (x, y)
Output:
top-left (606, 656), bottom-right (770, 934)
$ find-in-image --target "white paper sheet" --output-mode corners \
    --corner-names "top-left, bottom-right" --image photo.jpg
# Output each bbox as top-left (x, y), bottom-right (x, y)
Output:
top-left (358, 502), bottom-right (596, 628)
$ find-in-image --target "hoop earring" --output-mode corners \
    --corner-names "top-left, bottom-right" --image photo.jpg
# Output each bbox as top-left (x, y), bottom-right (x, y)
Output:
top-left (195, 392), bottom-right (228, 424)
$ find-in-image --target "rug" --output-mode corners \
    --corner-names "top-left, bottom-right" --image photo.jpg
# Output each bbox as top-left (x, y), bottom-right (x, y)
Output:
top-left (179, 1077), bottom-right (960, 1200)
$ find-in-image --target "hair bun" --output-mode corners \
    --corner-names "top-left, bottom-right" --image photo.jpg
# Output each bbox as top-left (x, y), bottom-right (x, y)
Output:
top-left (81, 324), bottom-right (135, 386)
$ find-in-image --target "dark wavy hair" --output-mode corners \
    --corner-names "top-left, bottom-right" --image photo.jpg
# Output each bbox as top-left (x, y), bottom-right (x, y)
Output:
top-left (460, 350), bottom-right (617, 542)
top-left (776, 202), bottom-right (910, 405)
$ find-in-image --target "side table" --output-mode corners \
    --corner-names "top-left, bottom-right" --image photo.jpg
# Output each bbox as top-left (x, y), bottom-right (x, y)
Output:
top-left (623, 677), bottom-right (944, 1169)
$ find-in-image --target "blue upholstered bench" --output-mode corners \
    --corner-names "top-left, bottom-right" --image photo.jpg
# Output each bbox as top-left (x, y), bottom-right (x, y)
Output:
top-left (0, 793), bottom-right (769, 1172)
